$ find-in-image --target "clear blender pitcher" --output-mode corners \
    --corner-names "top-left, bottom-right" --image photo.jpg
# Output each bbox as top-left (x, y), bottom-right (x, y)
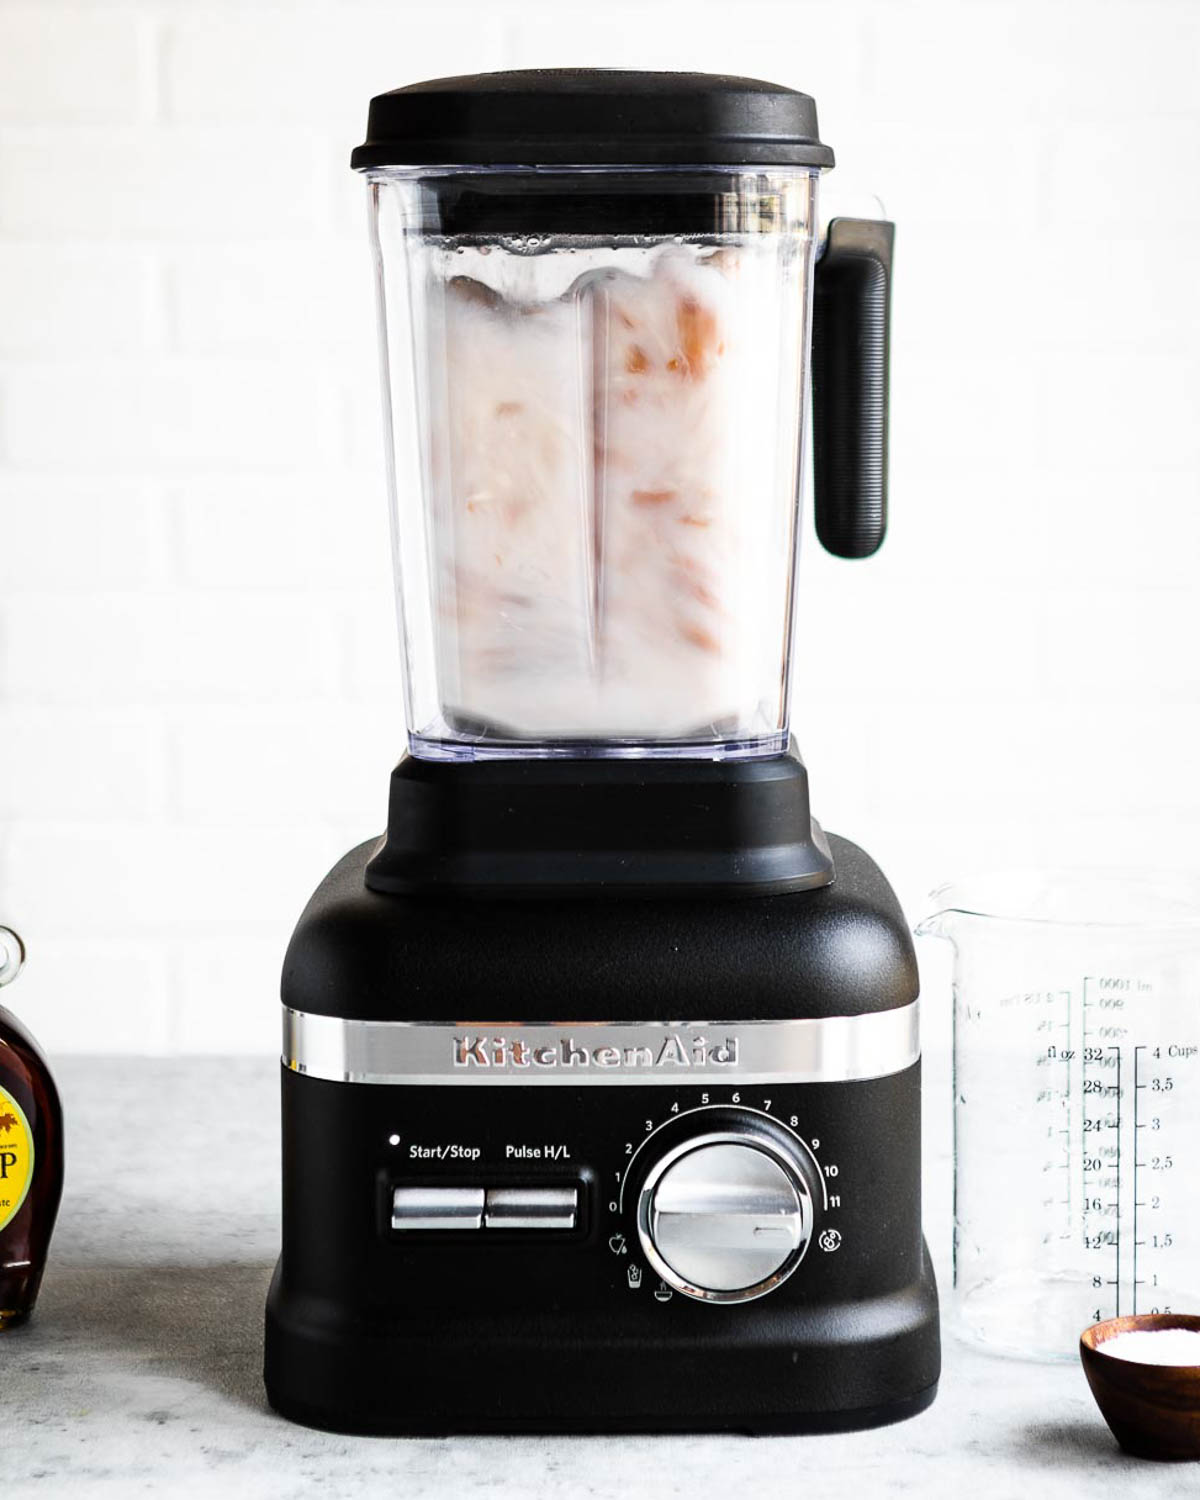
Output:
top-left (356, 70), bottom-right (890, 762)
top-left (920, 873), bottom-right (1200, 1361)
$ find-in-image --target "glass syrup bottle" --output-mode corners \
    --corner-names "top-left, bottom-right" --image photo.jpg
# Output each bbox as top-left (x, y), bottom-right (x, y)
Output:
top-left (0, 928), bottom-right (63, 1328)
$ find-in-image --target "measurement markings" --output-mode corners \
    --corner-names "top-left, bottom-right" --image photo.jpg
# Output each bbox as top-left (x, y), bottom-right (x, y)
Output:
top-left (1066, 987), bottom-right (1075, 1232)
top-left (1111, 1045), bottom-right (1121, 1317)
top-left (1133, 1044), bottom-right (1144, 1315)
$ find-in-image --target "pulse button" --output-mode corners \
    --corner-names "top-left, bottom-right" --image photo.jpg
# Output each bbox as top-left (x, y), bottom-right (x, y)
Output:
top-left (484, 1186), bottom-right (577, 1230)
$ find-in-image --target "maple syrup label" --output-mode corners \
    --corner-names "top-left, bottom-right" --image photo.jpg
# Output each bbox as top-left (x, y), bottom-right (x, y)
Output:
top-left (0, 1085), bottom-right (33, 1231)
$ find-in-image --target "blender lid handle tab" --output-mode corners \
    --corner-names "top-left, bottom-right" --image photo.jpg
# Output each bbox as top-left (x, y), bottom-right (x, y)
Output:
top-left (811, 217), bottom-right (894, 559)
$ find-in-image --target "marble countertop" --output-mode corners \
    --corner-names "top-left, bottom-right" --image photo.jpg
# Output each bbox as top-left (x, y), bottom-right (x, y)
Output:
top-left (2, 1055), bottom-right (1192, 1499)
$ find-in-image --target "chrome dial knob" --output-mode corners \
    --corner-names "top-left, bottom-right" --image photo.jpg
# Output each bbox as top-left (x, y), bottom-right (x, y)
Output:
top-left (635, 1122), bottom-right (814, 1303)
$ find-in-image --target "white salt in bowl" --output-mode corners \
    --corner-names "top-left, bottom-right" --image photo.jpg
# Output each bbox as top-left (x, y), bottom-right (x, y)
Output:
top-left (1080, 1313), bottom-right (1200, 1459)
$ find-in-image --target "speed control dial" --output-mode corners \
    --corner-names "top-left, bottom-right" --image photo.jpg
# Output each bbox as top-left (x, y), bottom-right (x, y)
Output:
top-left (634, 1113), bottom-right (816, 1303)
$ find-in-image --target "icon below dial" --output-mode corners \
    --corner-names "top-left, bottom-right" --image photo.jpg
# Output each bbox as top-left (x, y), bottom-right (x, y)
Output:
top-left (634, 1113), bottom-right (816, 1303)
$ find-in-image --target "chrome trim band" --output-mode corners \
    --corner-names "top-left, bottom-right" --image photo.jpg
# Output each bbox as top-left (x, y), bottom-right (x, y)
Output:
top-left (282, 1004), bottom-right (920, 1087)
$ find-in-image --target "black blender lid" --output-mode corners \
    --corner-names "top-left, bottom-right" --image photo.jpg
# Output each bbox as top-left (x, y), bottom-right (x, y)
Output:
top-left (350, 69), bottom-right (834, 170)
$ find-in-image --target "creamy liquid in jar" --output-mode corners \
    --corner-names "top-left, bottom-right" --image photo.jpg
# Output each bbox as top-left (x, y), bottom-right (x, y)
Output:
top-left (425, 240), bottom-right (794, 743)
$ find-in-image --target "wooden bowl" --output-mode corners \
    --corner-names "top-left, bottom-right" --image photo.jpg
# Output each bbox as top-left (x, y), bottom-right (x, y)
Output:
top-left (1080, 1313), bottom-right (1200, 1460)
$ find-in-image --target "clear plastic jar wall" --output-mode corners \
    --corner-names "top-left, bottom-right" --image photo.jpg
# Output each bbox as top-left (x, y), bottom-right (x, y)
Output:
top-left (368, 167), bottom-right (819, 760)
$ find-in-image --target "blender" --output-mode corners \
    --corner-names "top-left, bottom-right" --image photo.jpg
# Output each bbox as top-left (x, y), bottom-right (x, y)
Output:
top-left (265, 69), bottom-right (939, 1434)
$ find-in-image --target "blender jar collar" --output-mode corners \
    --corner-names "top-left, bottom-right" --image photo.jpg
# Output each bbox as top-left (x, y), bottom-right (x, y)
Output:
top-left (351, 69), bottom-right (836, 170)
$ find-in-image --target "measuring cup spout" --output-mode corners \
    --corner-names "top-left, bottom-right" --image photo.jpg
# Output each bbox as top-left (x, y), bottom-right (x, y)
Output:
top-left (914, 887), bottom-right (959, 941)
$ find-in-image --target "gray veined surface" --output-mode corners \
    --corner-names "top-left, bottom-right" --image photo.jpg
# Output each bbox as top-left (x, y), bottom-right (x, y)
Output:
top-left (11, 1056), bottom-right (1196, 1498)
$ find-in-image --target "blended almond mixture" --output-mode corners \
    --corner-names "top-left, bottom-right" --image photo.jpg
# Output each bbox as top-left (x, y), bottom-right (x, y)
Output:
top-left (426, 243), bottom-right (797, 743)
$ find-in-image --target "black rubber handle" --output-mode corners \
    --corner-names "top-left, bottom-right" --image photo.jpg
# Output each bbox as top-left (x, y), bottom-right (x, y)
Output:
top-left (811, 217), bottom-right (894, 559)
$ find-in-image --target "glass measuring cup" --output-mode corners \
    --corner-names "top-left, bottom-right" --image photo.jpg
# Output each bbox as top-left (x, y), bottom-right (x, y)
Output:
top-left (919, 872), bottom-right (1200, 1361)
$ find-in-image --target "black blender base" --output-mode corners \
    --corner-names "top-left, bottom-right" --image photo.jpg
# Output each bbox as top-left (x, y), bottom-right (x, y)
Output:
top-left (265, 1385), bottom-right (939, 1439)
top-left (268, 811), bottom-right (939, 1438)
top-left (263, 1246), bottom-right (940, 1437)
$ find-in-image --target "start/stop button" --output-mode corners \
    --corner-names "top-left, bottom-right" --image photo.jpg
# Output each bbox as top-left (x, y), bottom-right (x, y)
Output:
top-left (391, 1186), bottom-right (484, 1230)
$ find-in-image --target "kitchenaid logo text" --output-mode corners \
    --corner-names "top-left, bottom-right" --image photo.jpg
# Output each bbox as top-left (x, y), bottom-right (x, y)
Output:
top-left (451, 1033), bottom-right (740, 1072)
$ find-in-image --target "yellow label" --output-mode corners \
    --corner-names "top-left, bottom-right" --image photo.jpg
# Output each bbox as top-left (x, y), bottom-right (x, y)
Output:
top-left (0, 1086), bottom-right (33, 1232)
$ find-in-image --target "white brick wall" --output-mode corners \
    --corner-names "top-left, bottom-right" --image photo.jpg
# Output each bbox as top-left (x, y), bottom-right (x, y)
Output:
top-left (0, 0), bottom-right (1197, 1055)
top-left (0, 9), bottom-right (145, 124)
